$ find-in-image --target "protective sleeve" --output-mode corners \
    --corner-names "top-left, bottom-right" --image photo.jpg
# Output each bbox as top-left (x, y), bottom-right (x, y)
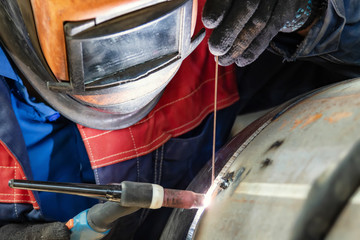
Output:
top-left (269, 0), bottom-right (360, 77)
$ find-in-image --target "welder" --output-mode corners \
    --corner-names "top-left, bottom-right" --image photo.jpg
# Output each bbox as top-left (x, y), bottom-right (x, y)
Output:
top-left (0, 0), bottom-right (359, 239)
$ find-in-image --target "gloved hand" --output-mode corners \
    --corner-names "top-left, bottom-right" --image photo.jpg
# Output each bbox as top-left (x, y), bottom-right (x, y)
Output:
top-left (0, 221), bottom-right (70, 240)
top-left (202, 0), bottom-right (326, 66)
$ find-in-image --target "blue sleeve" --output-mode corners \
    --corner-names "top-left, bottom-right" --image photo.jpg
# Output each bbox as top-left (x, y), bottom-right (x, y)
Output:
top-left (1, 45), bottom-right (97, 222)
top-left (271, 0), bottom-right (360, 75)
top-left (0, 46), bottom-right (19, 80)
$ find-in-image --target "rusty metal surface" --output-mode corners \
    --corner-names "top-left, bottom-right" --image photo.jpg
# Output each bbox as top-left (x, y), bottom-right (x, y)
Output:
top-left (162, 78), bottom-right (360, 239)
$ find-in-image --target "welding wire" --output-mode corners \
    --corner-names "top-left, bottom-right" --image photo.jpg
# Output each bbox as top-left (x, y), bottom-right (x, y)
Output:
top-left (212, 56), bottom-right (219, 185)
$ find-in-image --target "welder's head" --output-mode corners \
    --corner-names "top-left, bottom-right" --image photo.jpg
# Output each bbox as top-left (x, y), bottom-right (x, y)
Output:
top-left (0, 0), bottom-right (202, 130)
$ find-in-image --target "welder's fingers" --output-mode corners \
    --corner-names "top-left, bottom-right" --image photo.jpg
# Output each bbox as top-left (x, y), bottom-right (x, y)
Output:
top-left (206, 0), bottom-right (261, 56)
top-left (234, 3), bottom-right (291, 67)
top-left (202, 0), bottom-right (233, 28)
top-left (217, 0), bottom-right (277, 66)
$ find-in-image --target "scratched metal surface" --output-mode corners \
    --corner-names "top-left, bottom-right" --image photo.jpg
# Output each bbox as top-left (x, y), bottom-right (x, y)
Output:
top-left (162, 78), bottom-right (360, 240)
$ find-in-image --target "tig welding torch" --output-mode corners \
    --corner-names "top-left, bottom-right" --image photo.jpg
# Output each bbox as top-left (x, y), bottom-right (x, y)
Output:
top-left (9, 179), bottom-right (205, 240)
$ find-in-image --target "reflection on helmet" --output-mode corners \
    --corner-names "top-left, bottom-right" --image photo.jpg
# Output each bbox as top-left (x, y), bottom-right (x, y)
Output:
top-left (0, 0), bottom-right (203, 130)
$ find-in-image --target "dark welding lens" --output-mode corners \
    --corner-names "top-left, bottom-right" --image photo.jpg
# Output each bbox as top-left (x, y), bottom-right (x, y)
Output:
top-left (64, 1), bottom-right (184, 92)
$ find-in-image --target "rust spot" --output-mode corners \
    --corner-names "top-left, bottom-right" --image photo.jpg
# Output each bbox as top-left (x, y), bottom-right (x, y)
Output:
top-left (291, 119), bottom-right (303, 130)
top-left (291, 113), bottom-right (323, 130)
top-left (324, 112), bottom-right (353, 123)
top-left (301, 113), bottom-right (323, 128)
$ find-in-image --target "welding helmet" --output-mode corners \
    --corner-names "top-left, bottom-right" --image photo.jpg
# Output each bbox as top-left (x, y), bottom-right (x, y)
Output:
top-left (0, 0), bottom-right (204, 130)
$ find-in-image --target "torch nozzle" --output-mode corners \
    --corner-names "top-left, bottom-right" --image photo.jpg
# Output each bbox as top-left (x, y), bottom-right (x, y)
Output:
top-left (163, 189), bottom-right (205, 209)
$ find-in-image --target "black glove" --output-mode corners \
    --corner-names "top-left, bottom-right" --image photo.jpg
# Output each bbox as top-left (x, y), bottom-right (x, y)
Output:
top-left (0, 222), bottom-right (70, 240)
top-left (202, 0), bottom-right (327, 66)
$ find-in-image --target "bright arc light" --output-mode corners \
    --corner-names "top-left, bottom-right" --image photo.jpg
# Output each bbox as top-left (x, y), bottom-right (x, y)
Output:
top-left (202, 192), bottom-right (212, 208)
